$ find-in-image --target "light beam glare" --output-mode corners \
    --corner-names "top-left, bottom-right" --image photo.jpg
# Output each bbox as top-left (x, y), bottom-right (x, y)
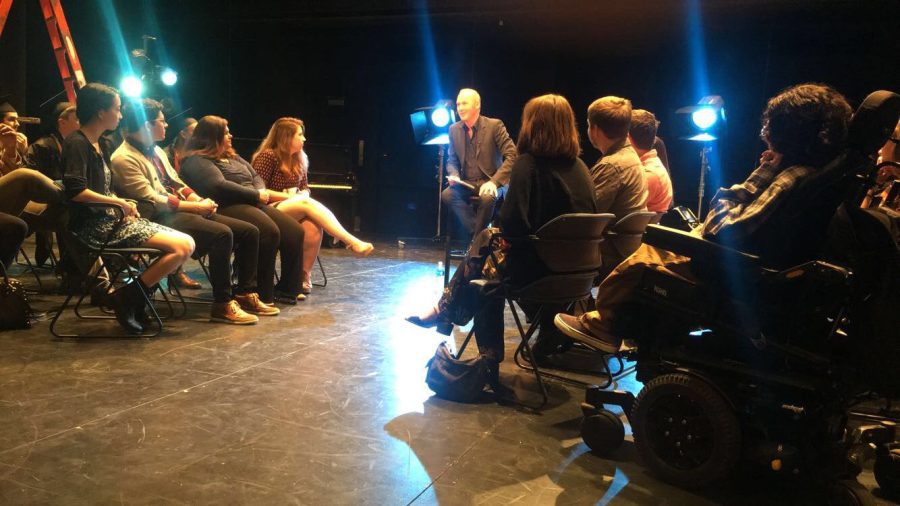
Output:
top-left (415, 0), bottom-right (445, 105)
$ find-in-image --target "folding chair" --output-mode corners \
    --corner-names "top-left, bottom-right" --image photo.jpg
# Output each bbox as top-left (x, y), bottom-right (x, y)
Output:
top-left (49, 203), bottom-right (177, 338)
top-left (453, 213), bottom-right (615, 409)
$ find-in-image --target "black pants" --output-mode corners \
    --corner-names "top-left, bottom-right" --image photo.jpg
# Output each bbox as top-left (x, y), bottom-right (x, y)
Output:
top-left (441, 183), bottom-right (497, 238)
top-left (218, 204), bottom-right (303, 302)
top-left (0, 212), bottom-right (28, 269)
top-left (154, 211), bottom-right (259, 303)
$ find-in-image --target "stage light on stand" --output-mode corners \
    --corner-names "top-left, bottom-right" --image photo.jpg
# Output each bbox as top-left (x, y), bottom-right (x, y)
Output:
top-left (160, 68), bottom-right (178, 86)
top-left (409, 100), bottom-right (456, 238)
top-left (120, 75), bottom-right (143, 98)
top-left (676, 95), bottom-right (726, 217)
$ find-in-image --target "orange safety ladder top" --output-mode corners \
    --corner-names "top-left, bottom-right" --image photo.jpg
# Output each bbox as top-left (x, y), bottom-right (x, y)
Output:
top-left (0, 0), bottom-right (86, 103)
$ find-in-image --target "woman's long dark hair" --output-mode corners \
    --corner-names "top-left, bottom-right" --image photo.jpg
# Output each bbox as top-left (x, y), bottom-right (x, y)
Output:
top-left (183, 115), bottom-right (236, 160)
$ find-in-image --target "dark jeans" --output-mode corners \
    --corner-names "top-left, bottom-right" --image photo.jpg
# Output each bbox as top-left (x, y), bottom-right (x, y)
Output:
top-left (0, 212), bottom-right (28, 269)
top-left (154, 211), bottom-right (260, 303)
top-left (441, 183), bottom-right (497, 238)
top-left (218, 204), bottom-right (304, 302)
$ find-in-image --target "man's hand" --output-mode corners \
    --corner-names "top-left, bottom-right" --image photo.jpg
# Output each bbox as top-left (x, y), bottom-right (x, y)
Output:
top-left (0, 124), bottom-right (18, 151)
top-left (479, 180), bottom-right (498, 198)
top-left (198, 198), bottom-right (217, 216)
top-left (258, 189), bottom-right (270, 204)
top-left (759, 150), bottom-right (782, 169)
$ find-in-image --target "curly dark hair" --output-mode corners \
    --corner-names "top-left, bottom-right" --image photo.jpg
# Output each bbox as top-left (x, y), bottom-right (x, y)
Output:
top-left (761, 83), bottom-right (852, 167)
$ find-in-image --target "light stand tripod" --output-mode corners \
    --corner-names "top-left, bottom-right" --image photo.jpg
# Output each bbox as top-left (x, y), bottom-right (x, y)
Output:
top-left (697, 144), bottom-right (712, 219)
top-left (434, 145), bottom-right (446, 238)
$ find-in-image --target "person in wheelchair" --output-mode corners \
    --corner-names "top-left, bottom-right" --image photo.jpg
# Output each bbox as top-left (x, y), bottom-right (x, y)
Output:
top-left (406, 94), bottom-right (597, 386)
top-left (554, 83), bottom-right (854, 353)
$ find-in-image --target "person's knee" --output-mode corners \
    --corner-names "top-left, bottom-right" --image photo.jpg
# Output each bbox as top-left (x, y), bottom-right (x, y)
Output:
top-left (479, 192), bottom-right (497, 206)
top-left (440, 187), bottom-right (456, 205)
top-left (176, 234), bottom-right (195, 259)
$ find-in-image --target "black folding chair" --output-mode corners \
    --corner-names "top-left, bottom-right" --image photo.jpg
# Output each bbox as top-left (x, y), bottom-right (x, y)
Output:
top-left (50, 204), bottom-right (179, 338)
top-left (453, 213), bottom-right (615, 409)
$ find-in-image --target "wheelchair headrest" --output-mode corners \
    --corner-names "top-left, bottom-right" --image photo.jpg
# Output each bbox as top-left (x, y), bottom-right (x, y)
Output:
top-left (848, 90), bottom-right (900, 157)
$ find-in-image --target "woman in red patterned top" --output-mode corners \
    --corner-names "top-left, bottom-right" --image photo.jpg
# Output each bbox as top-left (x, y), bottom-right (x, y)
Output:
top-left (252, 117), bottom-right (373, 293)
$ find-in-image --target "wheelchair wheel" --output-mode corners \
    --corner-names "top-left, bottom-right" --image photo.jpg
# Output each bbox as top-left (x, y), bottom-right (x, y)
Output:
top-left (632, 373), bottom-right (740, 489)
top-left (580, 408), bottom-right (625, 456)
top-left (826, 479), bottom-right (877, 506)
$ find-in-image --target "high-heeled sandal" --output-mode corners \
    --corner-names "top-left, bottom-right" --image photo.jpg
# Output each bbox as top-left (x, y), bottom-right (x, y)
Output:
top-left (347, 241), bottom-right (374, 257)
top-left (405, 307), bottom-right (453, 336)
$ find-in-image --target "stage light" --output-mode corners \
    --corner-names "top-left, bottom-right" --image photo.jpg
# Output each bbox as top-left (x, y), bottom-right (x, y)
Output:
top-left (120, 75), bottom-right (143, 98)
top-left (410, 100), bottom-right (455, 146)
top-left (431, 107), bottom-right (450, 128)
top-left (160, 68), bottom-right (178, 86)
top-left (675, 95), bottom-right (726, 218)
top-left (676, 95), bottom-right (725, 141)
top-left (691, 108), bottom-right (718, 130)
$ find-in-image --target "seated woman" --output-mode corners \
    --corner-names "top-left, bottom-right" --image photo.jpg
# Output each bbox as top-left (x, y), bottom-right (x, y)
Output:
top-left (111, 98), bottom-right (271, 323)
top-left (406, 94), bottom-right (597, 385)
top-left (252, 117), bottom-right (373, 293)
top-left (61, 83), bottom-right (195, 334)
top-left (163, 116), bottom-right (197, 174)
top-left (180, 116), bottom-right (305, 305)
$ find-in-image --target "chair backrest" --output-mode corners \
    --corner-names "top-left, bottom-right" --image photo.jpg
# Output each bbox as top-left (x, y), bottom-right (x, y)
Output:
top-left (532, 213), bottom-right (616, 273)
top-left (606, 211), bottom-right (657, 259)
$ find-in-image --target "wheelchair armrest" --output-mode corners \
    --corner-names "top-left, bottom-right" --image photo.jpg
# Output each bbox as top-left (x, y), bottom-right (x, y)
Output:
top-left (644, 224), bottom-right (761, 273)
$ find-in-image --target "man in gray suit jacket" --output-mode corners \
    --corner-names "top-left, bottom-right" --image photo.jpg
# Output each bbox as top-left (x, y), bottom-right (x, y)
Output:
top-left (443, 88), bottom-right (517, 237)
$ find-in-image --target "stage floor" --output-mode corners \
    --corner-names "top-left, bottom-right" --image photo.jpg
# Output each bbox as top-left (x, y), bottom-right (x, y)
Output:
top-left (0, 241), bottom-right (890, 504)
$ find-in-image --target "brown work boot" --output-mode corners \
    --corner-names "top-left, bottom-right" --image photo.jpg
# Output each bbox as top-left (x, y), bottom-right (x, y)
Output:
top-left (210, 300), bottom-right (259, 325)
top-left (234, 292), bottom-right (280, 316)
top-left (171, 270), bottom-right (202, 289)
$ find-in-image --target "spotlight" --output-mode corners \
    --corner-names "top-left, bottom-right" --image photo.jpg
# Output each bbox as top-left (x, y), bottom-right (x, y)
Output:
top-left (677, 95), bottom-right (726, 141)
top-left (675, 95), bottom-right (726, 218)
top-left (160, 68), bottom-right (178, 86)
top-left (410, 100), bottom-right (455, 146)
top-left (431, 107), bottom-right (450, 128)
top-left (691, 108), bottom-right (718, 130)
top-left (120, 75), bottom-right (144, 98)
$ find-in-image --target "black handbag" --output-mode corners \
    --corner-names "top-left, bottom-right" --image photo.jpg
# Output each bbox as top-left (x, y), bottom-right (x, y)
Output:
top-left (425, 341), bottom-right (489, 403)
top-left (0, 263), bottom-right (31, 330)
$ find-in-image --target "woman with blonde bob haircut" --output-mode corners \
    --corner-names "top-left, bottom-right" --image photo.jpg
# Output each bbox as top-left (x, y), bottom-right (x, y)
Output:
top-left (406, 94), bottom-right (597, 389)
top-left (253, 117), bottom-right (373, 294)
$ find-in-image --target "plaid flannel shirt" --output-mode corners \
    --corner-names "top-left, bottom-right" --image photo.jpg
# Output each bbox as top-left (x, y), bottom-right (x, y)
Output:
top-left (701, 161), bottom-right (817, 249)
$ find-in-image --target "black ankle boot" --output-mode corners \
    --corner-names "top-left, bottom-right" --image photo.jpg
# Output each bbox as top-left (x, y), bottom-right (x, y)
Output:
top-left (134, 280), bottom-right (155, 325)
top-left (111, 281), bottom-right (145, 334)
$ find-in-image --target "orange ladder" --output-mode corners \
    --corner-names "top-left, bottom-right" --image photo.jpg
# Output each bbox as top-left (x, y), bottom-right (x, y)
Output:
top-left (0, 0), bottom-right (86, 102)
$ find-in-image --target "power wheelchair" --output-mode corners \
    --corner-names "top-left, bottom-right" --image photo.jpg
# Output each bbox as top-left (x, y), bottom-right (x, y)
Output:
top-left (578, 90), bottom-right (900, 504)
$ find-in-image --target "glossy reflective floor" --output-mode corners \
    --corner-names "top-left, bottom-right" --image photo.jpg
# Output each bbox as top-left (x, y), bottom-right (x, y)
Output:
top-left (0, 241), bottom-right (891, 504)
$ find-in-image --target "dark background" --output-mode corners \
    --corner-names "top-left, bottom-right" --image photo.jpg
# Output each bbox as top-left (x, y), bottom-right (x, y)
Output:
top-left (2, 0), bottom-right (898, 238)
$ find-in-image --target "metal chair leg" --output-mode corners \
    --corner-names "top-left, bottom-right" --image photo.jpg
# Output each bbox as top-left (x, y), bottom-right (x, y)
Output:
top-left (312, 256), bottom-right (327, 288)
